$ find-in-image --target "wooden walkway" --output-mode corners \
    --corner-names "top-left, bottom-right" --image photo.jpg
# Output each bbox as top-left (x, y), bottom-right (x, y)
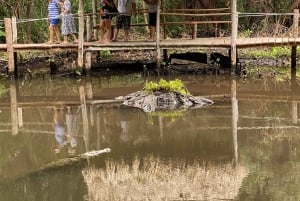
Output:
top-left (1, 37), bottom-right (300, 52)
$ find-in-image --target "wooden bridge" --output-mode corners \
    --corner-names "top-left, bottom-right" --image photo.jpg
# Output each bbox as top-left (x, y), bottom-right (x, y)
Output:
top-left (1, 5), bottom-right (300, 77)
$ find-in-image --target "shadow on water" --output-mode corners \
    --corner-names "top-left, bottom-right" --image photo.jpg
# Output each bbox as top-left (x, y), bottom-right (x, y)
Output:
top-left (1, 71), bottom-right (300, 200)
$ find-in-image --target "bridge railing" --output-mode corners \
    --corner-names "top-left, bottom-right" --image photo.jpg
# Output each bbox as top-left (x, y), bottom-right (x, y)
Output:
top-left (237, 10), bottom-right (298, 39)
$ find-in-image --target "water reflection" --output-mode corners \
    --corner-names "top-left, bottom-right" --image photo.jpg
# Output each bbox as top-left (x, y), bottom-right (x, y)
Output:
top-left (1, 75), bottom-right (300, 200)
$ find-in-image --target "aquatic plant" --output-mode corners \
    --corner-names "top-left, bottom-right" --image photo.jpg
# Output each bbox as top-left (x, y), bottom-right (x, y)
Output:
top-left (143, 79), bottom-right (190, 95)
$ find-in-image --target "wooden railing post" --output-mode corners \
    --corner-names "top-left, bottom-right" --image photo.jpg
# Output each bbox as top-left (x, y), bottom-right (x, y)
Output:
top-left (86, 16), bottom-right (91, 42)
top-left (4, 18), bottom-right (15, 77)
top-left (92, 0), bottom-right (98, 40)
top-left (78, 0), bottom-right (85, 71)
top-left (12, 16), bottom-right (17, 43)
top-left (192, 23), bottom-right (197, 39)
top-left (291, 9), bottom-right (299, 70)
top-left (230, 0), bottom-right (238, 74)
top-left (156, 1), bottom-right (161, 68)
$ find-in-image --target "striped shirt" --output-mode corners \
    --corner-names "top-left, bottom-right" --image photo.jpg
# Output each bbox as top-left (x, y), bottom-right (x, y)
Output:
top-left (48, 0), bottom-right (60, 19)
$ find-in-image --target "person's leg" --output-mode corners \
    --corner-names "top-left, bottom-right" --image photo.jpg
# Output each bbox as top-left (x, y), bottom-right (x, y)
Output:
top-left (123, 16), bottom-right (131, 41)
top-left (63, 35), bottom-right (68, 44)
top-left (149, 26), bottom-right (155, 41)
top-left (99, 20), bottom-right (105, 43)
top-left (54, 26), bottom-right (61, 43)
top-left (72, 34), bottom-right (78, 43)
top-left (148, 13), bottom-right (156, 41)
top-left (124, 29), bottom-right (129, 41)
top-left (49, 25), bottom-right (54, 43)
top-left (112, 16), bottom-right (122, 41)
top-left (105, 20), bottom-right (112, 43)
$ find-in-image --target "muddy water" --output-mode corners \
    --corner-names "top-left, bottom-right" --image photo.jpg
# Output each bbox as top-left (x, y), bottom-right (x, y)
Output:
top-left (0, 73), bottom-right (300, 201)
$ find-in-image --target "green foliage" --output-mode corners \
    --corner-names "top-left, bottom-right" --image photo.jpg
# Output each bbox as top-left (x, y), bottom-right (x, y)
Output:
top-left (0, 83), bottom-right (8, 97)
top-left (143, 79), bottom-right (189, 95)
top-left (100, 50), bottom-right (113, 59)
top-left (247, 47), bottom-right (290, 58)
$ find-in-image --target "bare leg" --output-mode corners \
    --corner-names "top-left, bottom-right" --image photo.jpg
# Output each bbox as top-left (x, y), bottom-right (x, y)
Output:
top-left (124, 29), bottom-right (129, 41)
top-left (149, 26), bottom-right (155, 41)
top-left (105, 21), bottom-right (112, 43)
top-left (49, 25), bottom-right (54, 43)
top-left (99, 20), bottom-right (105, 43)
top-left (63, 35), bottom-right (68, 44)
top-left (112, 28), bottom-right (119, 41)
top-left (72, 34), bottom-right (78, 43)
top-left (54, 26), bottom-right (61, 43)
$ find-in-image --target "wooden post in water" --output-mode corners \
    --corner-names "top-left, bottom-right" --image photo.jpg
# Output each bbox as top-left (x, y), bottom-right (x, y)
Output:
top-left (4, 18), bottom-right (15, 77)
top-left (291, 9), bottom-right (299, 71)
top-left (231, 79), bottom-right (238, 167)
top-left (78, 0), bottom-right (85, 71)
top-left (155, 1), bottom-right (161, 68)
top-left (230, 0), bottom-right (238, 74)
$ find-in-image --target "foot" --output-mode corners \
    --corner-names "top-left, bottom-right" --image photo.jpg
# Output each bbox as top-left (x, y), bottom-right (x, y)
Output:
top-left (73, 39), bottom-right (78, 43)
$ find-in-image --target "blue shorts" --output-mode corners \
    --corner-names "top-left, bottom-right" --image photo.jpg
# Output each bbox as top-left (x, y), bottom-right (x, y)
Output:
top-left (50, 18), bottom-right (59, 26)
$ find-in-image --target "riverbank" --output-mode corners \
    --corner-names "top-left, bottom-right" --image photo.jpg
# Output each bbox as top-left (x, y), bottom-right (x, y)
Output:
top-left (0, 48), bottom-right (295, 78)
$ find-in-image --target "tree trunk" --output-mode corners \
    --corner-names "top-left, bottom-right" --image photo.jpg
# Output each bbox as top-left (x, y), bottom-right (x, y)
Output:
top-left (25, 0), bottom-right (34, 43)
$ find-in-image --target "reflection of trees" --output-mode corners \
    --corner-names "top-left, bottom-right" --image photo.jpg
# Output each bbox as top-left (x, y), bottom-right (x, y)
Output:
top-left (83, 155), bottom-right (248, 201)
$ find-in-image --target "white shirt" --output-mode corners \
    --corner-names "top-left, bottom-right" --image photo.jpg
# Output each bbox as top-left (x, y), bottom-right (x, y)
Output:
top-left (117, 0), bottom-right (136, 15)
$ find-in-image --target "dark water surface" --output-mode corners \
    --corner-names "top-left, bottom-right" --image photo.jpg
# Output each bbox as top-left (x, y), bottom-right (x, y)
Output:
top-left (0, 73), bottom-right (300, 201)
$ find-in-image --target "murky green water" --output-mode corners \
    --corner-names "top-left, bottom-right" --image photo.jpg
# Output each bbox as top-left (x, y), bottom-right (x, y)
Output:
top-left (1, 73), bottom-right (300, 201)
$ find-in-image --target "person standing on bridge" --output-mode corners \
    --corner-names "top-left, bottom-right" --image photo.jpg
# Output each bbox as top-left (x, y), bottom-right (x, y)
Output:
top-left (99, 0), bottom-right (116, 43)
top-left (47, 0), bottom-right (62, 44)
top-left (112, 0), bottom-right (137, 42)
top-left (60, 0), bottom-right (78, 44)
top-left (144, 0), bottom-right (158, 41)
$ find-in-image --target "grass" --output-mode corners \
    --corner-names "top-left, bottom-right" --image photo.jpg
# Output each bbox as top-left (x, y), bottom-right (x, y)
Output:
top-left (82, 155), bottom-right (249, 201)
top-left (143, 79), bottom-right (190, 96)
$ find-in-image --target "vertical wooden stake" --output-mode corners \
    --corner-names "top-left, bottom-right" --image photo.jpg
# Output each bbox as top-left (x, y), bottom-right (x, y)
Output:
top-left (291, 9), bottom-right (299, 70)
top-left (92, 0), bottom-right (98, 40)
top-left (192, 23), bottom-right (197, 39)
top-left (231, 0), bottom-right (238, 74)
top-left (156, 1), bottom-right (161, 68)
top-left (78, 0), bottom-right (85, 69)
top-left (86, 16), bottom-right (91, 42)
top-left (4, 18), bottom-right (15, 76)
top-left (12, 16), bottom-right (17, 43)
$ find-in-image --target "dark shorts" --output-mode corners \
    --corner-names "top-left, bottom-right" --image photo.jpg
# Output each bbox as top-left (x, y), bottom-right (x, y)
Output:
top-left (149, 13), bottom-right (157, 26)
top-left (50, 18), bottom-right (59, 26)
top-left (101, 9), bottom-right (112, 20)
top-left (116, 15), bottom-right (131, 29)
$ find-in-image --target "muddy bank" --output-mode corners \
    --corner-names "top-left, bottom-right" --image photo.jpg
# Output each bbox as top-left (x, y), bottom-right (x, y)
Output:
top-left (0, 50), bottom-right (294, 78)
